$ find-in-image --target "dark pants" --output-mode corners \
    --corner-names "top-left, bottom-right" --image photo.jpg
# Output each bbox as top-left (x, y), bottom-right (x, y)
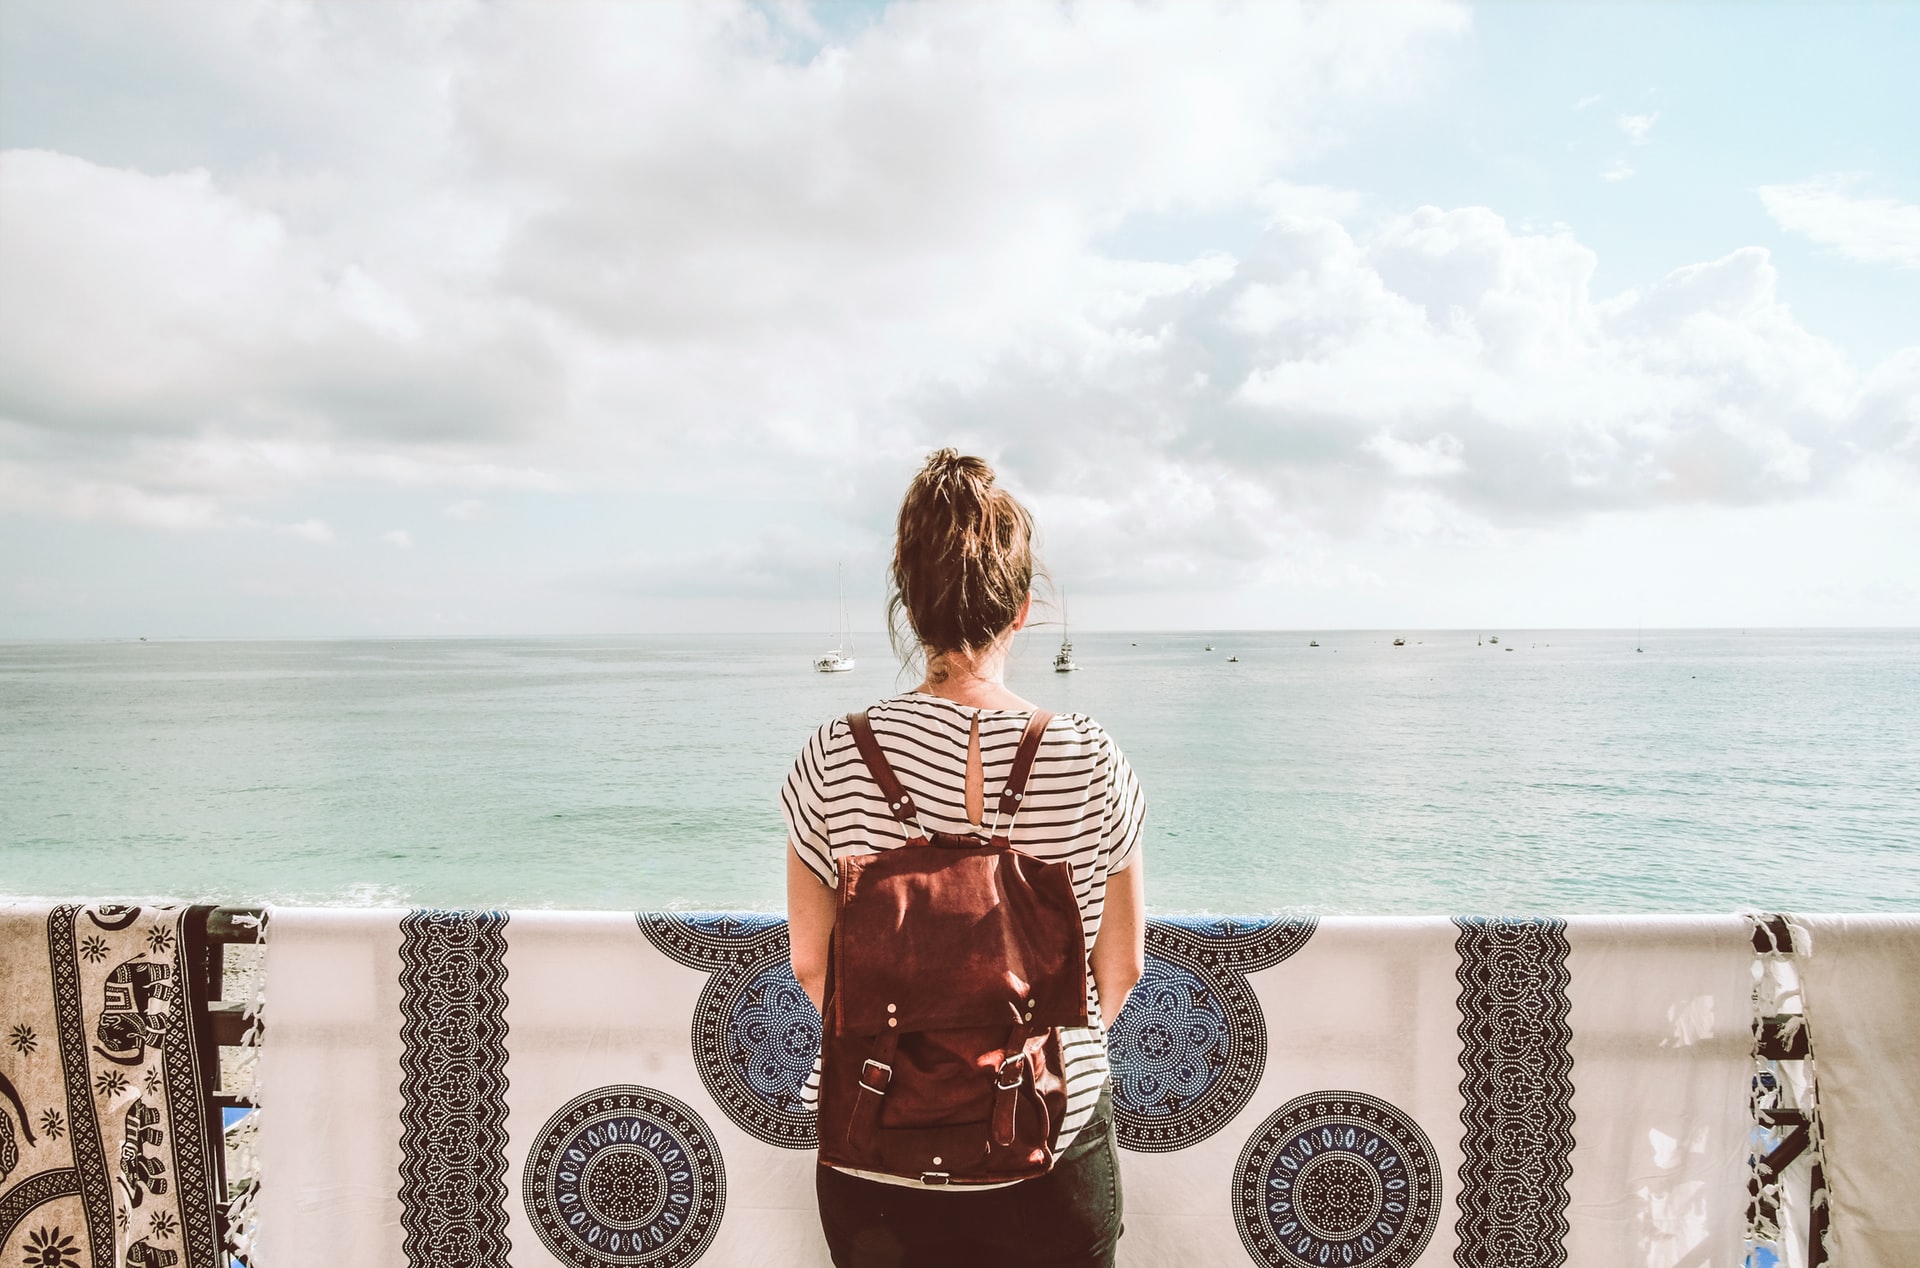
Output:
top-left (816, 1085), bottom-right (1123, 1268)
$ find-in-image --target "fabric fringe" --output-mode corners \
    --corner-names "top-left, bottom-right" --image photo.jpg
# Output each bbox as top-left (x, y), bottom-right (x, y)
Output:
top-left (224, 910), bottom-right (268, 1263)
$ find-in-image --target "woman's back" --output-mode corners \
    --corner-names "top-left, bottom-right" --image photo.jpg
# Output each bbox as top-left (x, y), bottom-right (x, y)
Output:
top-left (784, 692), bottom-right (1143, 955)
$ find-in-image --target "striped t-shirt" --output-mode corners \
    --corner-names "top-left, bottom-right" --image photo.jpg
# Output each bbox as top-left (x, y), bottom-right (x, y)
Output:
top-left (780, 691), bottom-right (1146, 1182)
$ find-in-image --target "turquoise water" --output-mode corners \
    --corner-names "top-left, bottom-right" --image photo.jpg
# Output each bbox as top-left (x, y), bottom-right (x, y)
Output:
top-left (2, 630), bottom-right (1917, 914)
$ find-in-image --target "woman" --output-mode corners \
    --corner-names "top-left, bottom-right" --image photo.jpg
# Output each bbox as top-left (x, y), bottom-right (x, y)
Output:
top-left (782, 449), bottom-right (1147, 1268)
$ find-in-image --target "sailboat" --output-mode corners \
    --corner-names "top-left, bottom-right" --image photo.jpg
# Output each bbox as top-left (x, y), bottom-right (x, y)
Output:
top-left (814, 564), bottom-right (856, 673)
top-left (1054, 591), bottom-right (1078, 673)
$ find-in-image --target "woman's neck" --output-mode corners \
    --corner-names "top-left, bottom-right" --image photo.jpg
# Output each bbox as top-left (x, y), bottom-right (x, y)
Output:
top-left (915, 644), bottom-right (1035, 711)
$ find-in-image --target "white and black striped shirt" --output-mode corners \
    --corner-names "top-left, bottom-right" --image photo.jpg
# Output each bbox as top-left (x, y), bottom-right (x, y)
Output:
top-left (781, 691), bottom-right (1146, 1182)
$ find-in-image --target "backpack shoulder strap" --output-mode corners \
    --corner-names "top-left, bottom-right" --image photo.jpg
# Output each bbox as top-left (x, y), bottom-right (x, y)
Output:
top-left (990, 710), bottom-right (1054, 837)
top-left (846, 711), bottom-right (925, 837)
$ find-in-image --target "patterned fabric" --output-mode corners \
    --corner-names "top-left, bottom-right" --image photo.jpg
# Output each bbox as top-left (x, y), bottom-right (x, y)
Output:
top-left (523, 1085), bottom-right (726, 1267)
top-left (1109, 916), bottom-right (1315, 1152)
top-left (1233, 1091), bottom-right (1442, 1268)
top-left (249, 909), bottom-right (1855, 1267)
top-left (636, 914), bottom-right (819, 1149)
top-left (0, 903), bottom-right (221, 1268)
top-left (1451, 917), bottom-right (1574, 1267)
top-left (397, 910), bottom-right (511, 1268)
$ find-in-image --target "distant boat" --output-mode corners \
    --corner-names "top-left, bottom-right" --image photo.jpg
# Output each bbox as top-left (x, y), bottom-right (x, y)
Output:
top-left (814, 564), bottom-right (856, 673)
top-left (1477, 635), bottom-right (1482, 646)
top-left (1488, 635), bottom-right (1499, 644)
top-left (1054, 591), bottom-right (1078, 672)
top-left (138, 637), bottom-right (147, 642)
top-left (1309, 640), bottom-right (1319, 647)
top-left (1204, 643), bottom-right (1214, 652)
top-left (1392, 638), bottom-right (1405, 647)
top-left (1226, 655), bottom-right (1239, 663)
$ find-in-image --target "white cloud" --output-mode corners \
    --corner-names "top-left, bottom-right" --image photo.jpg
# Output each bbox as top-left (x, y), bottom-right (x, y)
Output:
top-left (381, 528), bottom-right (415, 548)
top-left (1759, 173), bottom-right (1920, 269)
top-left (1572, 93), bottom-right (1603, 112)
top-left (276, 518), bottom-right (334, 543)
top-left (905, 203), bottom-right (1897, 590)
top-left (1365, 431), bottom-right (1467, 478)
top-left (1618, 111), bottom-right (1659, 145)
top-left (0, 0), bottom-right (1469, 532)
top-left (1, 0), bottom-right (1915, 615)
top-left (1603, 159), bottom-right (1635, 183)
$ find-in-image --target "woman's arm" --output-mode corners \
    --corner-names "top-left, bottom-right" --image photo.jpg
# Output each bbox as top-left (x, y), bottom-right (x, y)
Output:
top-left (787, 843), bottom-right (837, 1013)
top-left (1089, 852), bottom-right (1145, 1029)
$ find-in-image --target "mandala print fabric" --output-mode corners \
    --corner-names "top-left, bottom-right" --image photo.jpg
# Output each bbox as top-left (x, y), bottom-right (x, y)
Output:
top-left (0, 903), bottom-right (221, 1268)
top-left (250, 909), bottom-right (1893, 1267)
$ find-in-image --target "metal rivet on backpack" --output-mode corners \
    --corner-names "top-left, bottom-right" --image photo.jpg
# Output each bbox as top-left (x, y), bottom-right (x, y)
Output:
top-left (1014, 792), bottom-right (1022, 800)
top-left (1027, 998), bottom-right (1036, 1008)
top-left (888, 1017), bottom-right (897, 1027)
top-left (1024, 1011), bottom-right (1034, 1021)
top-left (932, 1156), bottom-right (942, 1166)
top-left (887, 1003), bottom-right (897, 1013)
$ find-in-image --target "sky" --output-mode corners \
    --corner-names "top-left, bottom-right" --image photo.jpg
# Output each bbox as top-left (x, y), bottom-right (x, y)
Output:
top-left (2, 0), bottom-right (1917, 637)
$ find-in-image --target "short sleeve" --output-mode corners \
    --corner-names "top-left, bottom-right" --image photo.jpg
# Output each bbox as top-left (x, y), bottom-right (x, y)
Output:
top-left (1099, 732), bottom-right (1146, 874)
top-left (780, 721), bottom-right (838, 888)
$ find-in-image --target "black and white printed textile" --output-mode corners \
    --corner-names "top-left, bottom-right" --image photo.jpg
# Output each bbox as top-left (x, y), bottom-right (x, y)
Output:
top-left (255, 911), bottom-right (1799, 1266)
top-left (0, 903), bottom-right (222, 1268)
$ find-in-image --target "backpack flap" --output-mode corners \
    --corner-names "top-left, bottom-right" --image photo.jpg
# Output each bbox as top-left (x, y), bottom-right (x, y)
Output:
top-left (831, 843), bottom-right (1089, 1036)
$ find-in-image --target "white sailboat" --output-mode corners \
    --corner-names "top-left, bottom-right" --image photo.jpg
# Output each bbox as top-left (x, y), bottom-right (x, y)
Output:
top-left (1053, 590), bottom-right (1078, 673)
top-left (814, 564), bottom-right (856, 673)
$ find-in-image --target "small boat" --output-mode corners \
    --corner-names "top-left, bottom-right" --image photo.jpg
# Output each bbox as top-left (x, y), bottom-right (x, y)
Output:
top-left (1226, 655), bottom-right (1239, 663)
top-left (1204, 643), bottom-right (1214, 652)
top-left (1488, 635), bottom-right (1499, 644)
top-left (814, 564), bottom-right (856, 673)
top-left (1309, 640), bottom-right (1319, 647)
top-left (1054, 590), bottom-right (1078, 672)
top-left (1392, 638), bottom-right (1405, 647)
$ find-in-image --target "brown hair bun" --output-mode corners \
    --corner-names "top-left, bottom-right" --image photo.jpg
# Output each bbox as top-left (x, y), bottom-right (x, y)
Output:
top-left (888, 448), bottom-right (1037, 660)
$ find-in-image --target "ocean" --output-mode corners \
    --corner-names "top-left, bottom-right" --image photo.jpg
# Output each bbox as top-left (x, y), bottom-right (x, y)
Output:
top-left (2, 629), bottom-right (1917, 915)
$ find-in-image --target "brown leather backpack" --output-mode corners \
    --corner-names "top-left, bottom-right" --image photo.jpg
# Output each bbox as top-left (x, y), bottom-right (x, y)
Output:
top-left (817, 708), bottom-right (1089, 1186)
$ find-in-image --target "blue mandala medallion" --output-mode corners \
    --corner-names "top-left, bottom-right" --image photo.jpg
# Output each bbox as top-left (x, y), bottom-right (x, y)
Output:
top-left (524, 1086), bottom-right (725, 1268)
top-left (692, 957), bottom-right (820, 1146)
top-left (1110, 916), bottom-right (1315, 1152)
top-left (1233, 1092), bottom-right (1440, 1268)
top-left (638, 913), bottom-right (821, 1148)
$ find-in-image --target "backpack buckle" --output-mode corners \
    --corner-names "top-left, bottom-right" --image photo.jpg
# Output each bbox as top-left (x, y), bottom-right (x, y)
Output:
top-left (994, 1054), bottom-right (1027, 1092)
top-left (859, 1059), bottom-right (893, 1096)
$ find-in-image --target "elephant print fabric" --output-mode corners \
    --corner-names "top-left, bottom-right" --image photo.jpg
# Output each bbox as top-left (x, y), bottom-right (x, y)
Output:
top-left (0, 904), bottom-right (221, 1268)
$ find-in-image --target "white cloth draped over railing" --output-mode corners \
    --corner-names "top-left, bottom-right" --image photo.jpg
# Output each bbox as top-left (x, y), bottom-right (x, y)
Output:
top-left (233, 910), bottom-right (1918, 1268)
top-left (10, 904), bottom-right (1914, 1266)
